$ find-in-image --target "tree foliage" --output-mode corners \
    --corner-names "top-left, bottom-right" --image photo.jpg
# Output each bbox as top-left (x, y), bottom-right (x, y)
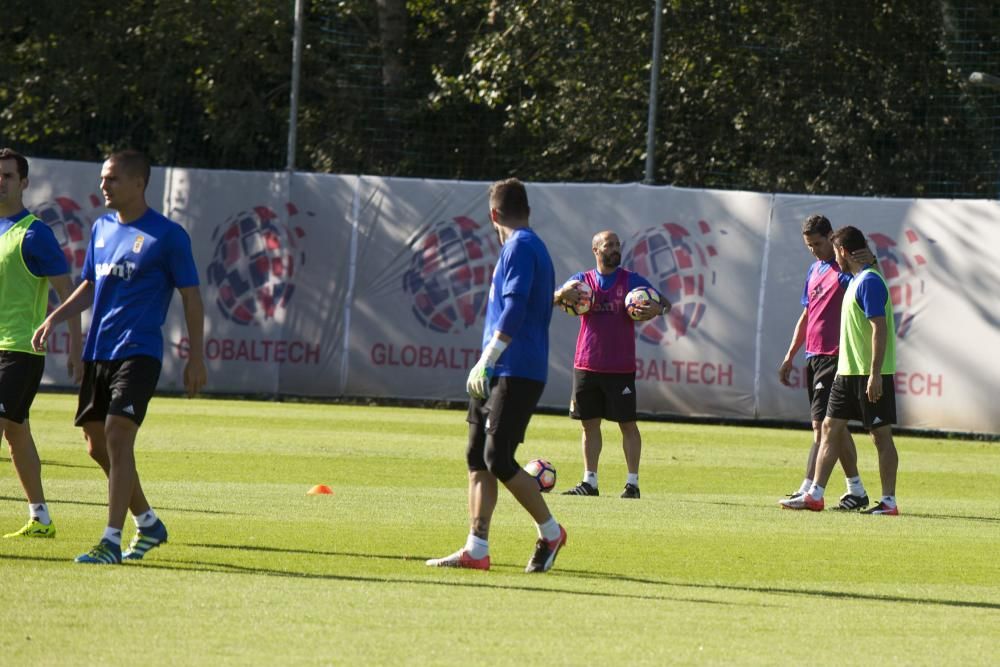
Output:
top-left (1, 0), bottom-right (996, 197)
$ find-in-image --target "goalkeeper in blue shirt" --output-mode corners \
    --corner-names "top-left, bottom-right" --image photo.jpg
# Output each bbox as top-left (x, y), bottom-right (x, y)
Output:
top-left (426, 178), bottom-right (566, 573)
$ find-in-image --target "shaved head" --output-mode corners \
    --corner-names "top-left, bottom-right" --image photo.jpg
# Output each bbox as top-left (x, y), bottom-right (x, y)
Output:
top-left (592, 230), bottom-right (622, 272)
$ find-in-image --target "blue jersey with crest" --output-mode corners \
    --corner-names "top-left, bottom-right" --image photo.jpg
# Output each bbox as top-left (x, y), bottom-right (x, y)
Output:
top-left (81, 209), bottom-right (199, 361)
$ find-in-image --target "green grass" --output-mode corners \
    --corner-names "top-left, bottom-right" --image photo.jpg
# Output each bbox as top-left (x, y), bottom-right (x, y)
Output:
top-left (2, 393), bottom-right (998, 665)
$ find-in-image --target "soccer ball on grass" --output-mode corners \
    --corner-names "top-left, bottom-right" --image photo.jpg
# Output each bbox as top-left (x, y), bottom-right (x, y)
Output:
top-left (523, 459), bottom-right (557, 493)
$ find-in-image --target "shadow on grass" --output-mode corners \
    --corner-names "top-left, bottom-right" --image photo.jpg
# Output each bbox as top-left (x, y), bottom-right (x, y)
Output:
top-left (1, 456), bottom-right (92, 470)
top-left (181, 542), bottom-right (998, 611)
top-left (0, 551), bottom-right (740, 607)
top-left (692, 499), bottom-right (1000, 524)
top-left (0, 495), bottom-right (240, 516)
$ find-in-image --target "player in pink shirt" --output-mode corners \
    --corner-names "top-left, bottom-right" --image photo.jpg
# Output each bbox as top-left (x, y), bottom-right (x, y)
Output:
top-left (554, 231), bottom-right (669, 499)
top-left (778, 215), bottom-right (872, 510)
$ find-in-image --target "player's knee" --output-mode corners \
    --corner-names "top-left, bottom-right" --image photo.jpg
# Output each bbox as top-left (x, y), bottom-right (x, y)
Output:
top-left (483, 444), bottom-right (518, 482)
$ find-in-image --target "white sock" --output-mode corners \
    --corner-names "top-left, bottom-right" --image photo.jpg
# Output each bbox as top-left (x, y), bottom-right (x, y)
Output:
top-left (798, 478), bottom-right (813, 494)
top-left (881, 496), bottom-right (897, 508)
top-left (626, 473), bottom-right (639, 486)
top-left (846, 476), bottom-right (866, 497)
top-left (583, 471), bottom-right (598, 488)
top-left (133, 508), bottom-right (158, 529)
top-left (807, 483), bottom-right (825, 501)
top-left (464, 534), bottom-right (489, 559)
top-left (102, 527), bottom-right (123, 546)
top-left (29, 503), bottom-right (51, 525)
top-left (537, 516), bottom-right (561, 542)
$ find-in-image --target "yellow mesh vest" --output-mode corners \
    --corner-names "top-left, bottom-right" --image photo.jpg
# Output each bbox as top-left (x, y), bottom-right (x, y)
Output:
top-left (0, 215), bottom-right (50, 354)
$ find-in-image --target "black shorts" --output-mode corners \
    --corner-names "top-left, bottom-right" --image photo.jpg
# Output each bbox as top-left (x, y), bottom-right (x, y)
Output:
top-left (466, 376), bottom-right (545, 475)
top-left (570, 369), bottom-right (637, 423)
top-left (0, 351), bottom-right (46, 424)
top-left (75, 356), bottom-right (162, 427)
top-left (826, 374), bottom-right (897, 430)
top-left (805, 355), bottom-right (838, 423)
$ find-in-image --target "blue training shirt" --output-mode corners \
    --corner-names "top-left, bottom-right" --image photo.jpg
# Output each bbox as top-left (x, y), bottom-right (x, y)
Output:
top-left (81, 208), bottom-right (199, 361)
top-left (0, 209), bottom-right (71, 277)
top-left (483, 227), bottom-right (555, 383)
top-left (851, 269), bottom-right (890, 319)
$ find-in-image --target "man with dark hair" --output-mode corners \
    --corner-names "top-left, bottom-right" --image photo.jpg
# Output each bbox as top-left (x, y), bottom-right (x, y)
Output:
top-left (781, 224), bottom-right (900, 515)
top-left (777, 214), bottom-right (869, 510)
top-left (0, 148), bottom-right (83, 539)
top-left (554, 230), bottom-right (668, 499)
top-left (427, 177), bottom-right (567, 573)
top-left (34, 149), bottom-right (208, 563)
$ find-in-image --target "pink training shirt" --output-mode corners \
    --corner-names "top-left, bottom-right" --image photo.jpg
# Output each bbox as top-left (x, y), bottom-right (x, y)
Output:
top-left (803, 258), bottom-right (850, 356)
top-left (574, 268), bottom-right (638, 373)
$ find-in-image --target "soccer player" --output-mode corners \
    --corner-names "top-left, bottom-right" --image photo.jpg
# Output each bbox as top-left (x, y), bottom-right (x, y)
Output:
top-left (0, 148), bottom-right (83, 539)
top-left (777, 214), bottom-right (869, 510)
top-left (780, 225), bottom-right (900, 515)
top-left (426, 178), bottom-right (566, 573)
top-left (33, 149), bottom-right (207, 564)
top-left (554, 231), bottom-right (668, 499)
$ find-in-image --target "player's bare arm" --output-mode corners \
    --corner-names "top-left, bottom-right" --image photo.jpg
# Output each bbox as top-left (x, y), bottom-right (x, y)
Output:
top-left (47, 273), bottom-right (84, 384)
top-left (32, 279), bottom-right (94, 353)
top-left (779, 307), bottom-right (809, 386)
top-left (179, 285), bottom-right (207, 397)
top-left (867, 315), bottom-right (888, 403)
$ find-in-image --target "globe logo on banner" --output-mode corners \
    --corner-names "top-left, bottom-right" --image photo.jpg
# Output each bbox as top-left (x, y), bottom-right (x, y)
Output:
top-left (402, 216), bottom-right (499, 334)
top-left (624, 221), bottom-right (718, 345)
top-left (34, 195), bottom-right (98, 306)
top-left (869, 229), bottom-right (928, 339)
top-left (206, 204), bottom-right (307, 326)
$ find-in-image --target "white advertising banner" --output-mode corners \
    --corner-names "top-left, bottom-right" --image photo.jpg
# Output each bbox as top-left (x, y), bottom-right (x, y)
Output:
top-left (760, 195), bottom-right (1000, 433)
top-left (25, 159), bottom-right (1000, 434)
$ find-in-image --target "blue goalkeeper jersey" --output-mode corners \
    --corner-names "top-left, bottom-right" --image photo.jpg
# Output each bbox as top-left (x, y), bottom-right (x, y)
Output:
top-left (81, 208), bottom-right (199, 361)
top-left (483, 227), bottom-right (554, 383)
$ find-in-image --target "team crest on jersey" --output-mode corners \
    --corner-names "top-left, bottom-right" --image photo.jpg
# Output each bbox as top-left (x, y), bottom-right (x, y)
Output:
top-left (95, 237), bottom-right (106, 248)
top-left (132, 235), bottom-right (145, 253)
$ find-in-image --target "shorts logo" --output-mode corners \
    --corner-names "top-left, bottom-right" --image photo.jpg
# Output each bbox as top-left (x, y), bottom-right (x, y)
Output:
top-left (869, 229), bottom-right (929, 339)
top-left (402, 216), bottom-right (499, 334)
top-left (206, 204), bottom-right (309, 326)
top-left (622, 386), bottom-right (632, 395)
top-left (624, 221), bottom-right (718, 346)
top-left (122, 405), bottom-right (135, 415)
top-left (814, 381), bottom-right (824, 390)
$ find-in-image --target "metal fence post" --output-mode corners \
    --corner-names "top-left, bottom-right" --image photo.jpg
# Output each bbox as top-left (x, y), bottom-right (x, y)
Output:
top-left (287, 0), bottom-right (305, 172)
top-left (644, 0), bottom-right (665, 184)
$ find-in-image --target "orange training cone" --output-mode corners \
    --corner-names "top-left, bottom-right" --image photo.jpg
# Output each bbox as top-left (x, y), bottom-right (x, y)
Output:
top-left (307, 484), bottom-right (333, 495)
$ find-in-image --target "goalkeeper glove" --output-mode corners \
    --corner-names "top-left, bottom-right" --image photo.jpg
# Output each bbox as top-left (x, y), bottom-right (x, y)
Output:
top-left (466, 334), bottom-right (508, 399)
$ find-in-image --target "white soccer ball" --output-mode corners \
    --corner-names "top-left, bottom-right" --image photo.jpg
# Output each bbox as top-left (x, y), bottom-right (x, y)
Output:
top-left (523, 458), bottom-right (557, 493)
top-left (559, 280), bottom-right (593, 316)
top-left (625, 286), bottom-right (662, 321)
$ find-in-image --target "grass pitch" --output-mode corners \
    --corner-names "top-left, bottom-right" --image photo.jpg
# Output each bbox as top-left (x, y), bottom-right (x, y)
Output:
top-left (1, 393), bottom-right (998, 665)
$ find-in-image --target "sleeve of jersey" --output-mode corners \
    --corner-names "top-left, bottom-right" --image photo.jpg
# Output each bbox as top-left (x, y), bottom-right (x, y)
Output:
top-left (628, 273), bottom-right (654, 291)
top-left (495, 293), bottom-right (528, 336)
top-left (23, 222), bottom-right (71, 277)
top-left (495, 242), bottom-right (535, 336)
top-left (855, 274), bottom-right (888, 319)
top-left (81, 222), bottom-right (97, 282)
top-left (167, 226), bottom-right (201, 288)
top-left (801, 266), bottom-right (813, 307)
